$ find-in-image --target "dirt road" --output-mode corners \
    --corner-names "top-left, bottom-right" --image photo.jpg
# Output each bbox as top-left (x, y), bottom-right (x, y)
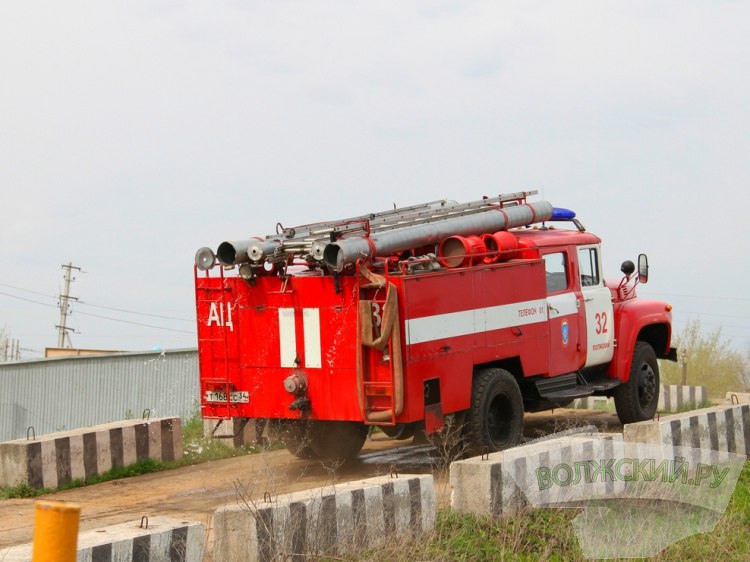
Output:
top-left (0, 409), bottom-right (620, 559)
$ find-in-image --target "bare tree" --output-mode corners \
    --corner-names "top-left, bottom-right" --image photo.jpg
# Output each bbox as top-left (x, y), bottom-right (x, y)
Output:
top-left (660, 319), bottom-right (746, 396)
top-left (740, 344), bottom-right (750, 391)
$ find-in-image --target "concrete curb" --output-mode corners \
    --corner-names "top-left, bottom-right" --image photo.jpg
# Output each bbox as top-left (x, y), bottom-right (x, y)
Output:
top-left (726, 391), bottom-right (750, 404)
top-left (213, 474), bottom-right (435, 561)
top-left (624, 403), bottom-right (750, 455)
top-left (450, 434), bottom-right (624, 518)
top-left (0, 516), bottom-right (204, 562)
top-left (570, 396), bottom-right (612, 410)
top-left (0, 417), bottom-right (182, 488)
top-left (658, 384), bottom-right (708, 412)
top-left (202, 418), bottom-right (262, 449)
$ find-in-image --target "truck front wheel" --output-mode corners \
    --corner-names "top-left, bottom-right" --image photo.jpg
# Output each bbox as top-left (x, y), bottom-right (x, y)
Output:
top-left (468, 368), bottom-right (524, 454)
top-left (614, 341), bottom-right (660, 424)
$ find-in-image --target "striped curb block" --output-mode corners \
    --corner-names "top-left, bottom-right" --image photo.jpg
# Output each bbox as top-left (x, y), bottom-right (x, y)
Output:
top-left (202, 418), bottom-right (263, 448)
top-left (726, 391), bottom-right (750, 404)
top-left (0, 516), bottom-right (204, 562)
top-left (450, 433), bottom-right (625, 518)
top-left (451, 432), bottom-right (743, 521)
top-left (569, 385), bottom-right (707, 413)
top-left (213, 474), bottom-right (435, 561)
top-left (623, 403), bottom-right (750, 455)
top-left (0, 417), bottom-right (182, 489)
top-left (658, 384), bottom-right (708, 413)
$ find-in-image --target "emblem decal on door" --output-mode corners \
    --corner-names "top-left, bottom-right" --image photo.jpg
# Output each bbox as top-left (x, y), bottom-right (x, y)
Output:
top-left (561, 320), bottom-right (569, 346)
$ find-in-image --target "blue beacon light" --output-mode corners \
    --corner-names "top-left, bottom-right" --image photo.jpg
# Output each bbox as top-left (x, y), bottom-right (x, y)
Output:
top-left (551, 207), bottom-right (576, 221)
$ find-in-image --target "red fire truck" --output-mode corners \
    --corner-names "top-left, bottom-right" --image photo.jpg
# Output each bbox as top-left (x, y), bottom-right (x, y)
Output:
top-left (194, 192), bottom-right (676, 460)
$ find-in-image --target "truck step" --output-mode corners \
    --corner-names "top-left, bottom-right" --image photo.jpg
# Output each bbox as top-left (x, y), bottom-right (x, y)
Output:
top-left (587, 379), bottom-right (620, 392)
top-left (540, 385), bottom-right (596, 401)
top-left (535, 372), bottom-right (621, 401)
top-left (534, 372), bottom-right (578, 395)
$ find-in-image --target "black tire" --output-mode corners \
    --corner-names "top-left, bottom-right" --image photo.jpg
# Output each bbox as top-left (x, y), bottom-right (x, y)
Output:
top-left (309, 421), bottom-right (368, 462)
top-left (279, 420), bottom-right (317, 459)
top-left (614, 341), bottom-right (660, 424)
top-left (467, 368), bottom-right (524, 454)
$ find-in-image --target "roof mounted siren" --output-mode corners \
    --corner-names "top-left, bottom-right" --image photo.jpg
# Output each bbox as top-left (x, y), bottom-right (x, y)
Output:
top-left (549, 207), bottom-right (585, 232)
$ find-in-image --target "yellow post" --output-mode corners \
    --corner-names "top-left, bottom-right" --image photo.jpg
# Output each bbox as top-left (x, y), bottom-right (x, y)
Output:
top-left (31, 500), bottom-right (80, 562)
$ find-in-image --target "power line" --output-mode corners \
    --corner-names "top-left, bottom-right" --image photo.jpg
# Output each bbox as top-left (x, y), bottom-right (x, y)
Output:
top-left (73, 310), bottom-right (195, 334)
top-left (0, 282), bottom-right (193, 322)
top-left (0, 291), bottom-right (58, 308)
top-left (680, 310), bottom-right (750, 321)
top-left (0, 291), bottom-right (194, 334)
top-left (76, 301), bottom-right (193, 322)
top-left (0, 283), bottom-right (57, 299)
top-left (645, 291), bottom-right (750, 302)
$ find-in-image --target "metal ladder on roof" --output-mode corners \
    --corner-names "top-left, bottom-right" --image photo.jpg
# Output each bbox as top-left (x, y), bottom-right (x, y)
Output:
top-left (264, 191), bottom-right (538, 262)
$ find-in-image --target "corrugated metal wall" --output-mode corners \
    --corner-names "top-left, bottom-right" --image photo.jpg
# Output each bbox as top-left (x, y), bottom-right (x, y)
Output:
top-left (0, 349), bottom-right (199, 442)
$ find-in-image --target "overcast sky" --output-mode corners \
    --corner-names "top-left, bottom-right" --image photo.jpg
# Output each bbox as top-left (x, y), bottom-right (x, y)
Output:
top-left (1, 1), bottom-right (748, 359)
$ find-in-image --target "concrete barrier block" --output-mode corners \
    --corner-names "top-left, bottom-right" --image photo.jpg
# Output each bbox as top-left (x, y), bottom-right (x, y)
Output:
top-left (726, 392), bottom-right (750, 404)
top-left (0, 417), bottom-right (182, 489)
top-left (658, 384), bottom-right (708, 413)
top-left (203, 418), bottom-right (262, 448)
top-left (624, 403), bottom-right (750, 455)
top-left (450, 434), bottom-right (625, 518)
top-left (213, 474), bottom-right (435, 561)
top-left (451, 430), bottom-right (745, 524)
top-left (0, 516), bottom-right (204, 562)
top-left (570, 396), bottom-right (612, 410)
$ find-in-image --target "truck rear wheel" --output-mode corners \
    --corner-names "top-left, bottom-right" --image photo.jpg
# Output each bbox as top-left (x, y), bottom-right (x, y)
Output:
top-left (309, 421), bottom-right (368, 462)
top-left (614, 341), bottom-right (660, 424)
top-left (468, 368), bottom-right (524, 454)
top-left (279, 420), bottom-right (317, 459)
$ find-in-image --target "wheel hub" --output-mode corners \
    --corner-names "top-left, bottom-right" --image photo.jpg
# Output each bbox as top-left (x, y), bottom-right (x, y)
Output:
top-left (637, 363), bottom-right (657, 407)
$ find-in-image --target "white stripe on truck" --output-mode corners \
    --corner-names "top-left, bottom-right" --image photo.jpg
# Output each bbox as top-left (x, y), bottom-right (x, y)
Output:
top-left (278, 308), bottom-right (297, 368)
top-left (303, 308), bottom-right (322, 368)
top-left (406, 298), bottom-right (550, 345)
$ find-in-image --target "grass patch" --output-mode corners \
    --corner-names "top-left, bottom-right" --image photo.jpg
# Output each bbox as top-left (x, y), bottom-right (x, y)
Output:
top-left (0, 481), bottom-right (52, 500)
top-left (341, 461), bottom-right (750, 562)
top-left (181, 411), bottom-right (252, 463)
top-left (57, 458), bottom-right (169, 492)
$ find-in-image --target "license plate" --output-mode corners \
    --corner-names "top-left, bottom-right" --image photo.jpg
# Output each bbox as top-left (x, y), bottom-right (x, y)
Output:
top-left (204, 390), bottom-right (249, 403)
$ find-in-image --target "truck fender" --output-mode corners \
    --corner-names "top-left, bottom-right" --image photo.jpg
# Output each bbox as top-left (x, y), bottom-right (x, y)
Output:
top-left (607, 300), bottom-right (673, 383)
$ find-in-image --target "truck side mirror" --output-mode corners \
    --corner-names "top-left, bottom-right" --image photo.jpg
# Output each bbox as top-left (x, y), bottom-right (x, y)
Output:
top-left (638, 254), bottom-right (649, 283)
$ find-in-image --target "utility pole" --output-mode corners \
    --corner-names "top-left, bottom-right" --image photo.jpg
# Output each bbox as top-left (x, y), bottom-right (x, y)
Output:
top-left (56, 262), bottom-right (81, 348)
top-left (680, 349), bottom-right (688, 386)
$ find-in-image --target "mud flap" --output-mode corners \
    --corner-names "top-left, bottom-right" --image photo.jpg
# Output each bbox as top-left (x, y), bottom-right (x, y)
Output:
top-left (424, 378), bottom-right (443, 434)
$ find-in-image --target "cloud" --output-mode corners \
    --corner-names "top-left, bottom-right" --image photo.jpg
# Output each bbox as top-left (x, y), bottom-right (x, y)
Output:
top-left (1, 1), bottom-right (748, 354)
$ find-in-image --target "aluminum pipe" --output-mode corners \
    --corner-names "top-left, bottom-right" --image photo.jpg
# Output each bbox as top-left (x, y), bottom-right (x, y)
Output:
top-left (216, 240), bottom-right (253, 266)
top-left (323, 201), bottom-right (554, 272)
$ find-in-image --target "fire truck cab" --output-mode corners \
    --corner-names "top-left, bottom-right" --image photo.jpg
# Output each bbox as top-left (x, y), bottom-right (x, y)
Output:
top-left (194, 193), bottom-right (676, 460)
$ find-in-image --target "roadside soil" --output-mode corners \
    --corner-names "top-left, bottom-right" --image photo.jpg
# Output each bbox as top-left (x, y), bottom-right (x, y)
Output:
top-left (0, 408), bottom-right (621, 559)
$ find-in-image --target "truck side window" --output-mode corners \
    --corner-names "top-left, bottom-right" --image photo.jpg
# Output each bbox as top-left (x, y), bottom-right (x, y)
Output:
top-left (578, 247), bottom-right (600, 287)
top-left (542, 252), bottom-right (568, 293)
